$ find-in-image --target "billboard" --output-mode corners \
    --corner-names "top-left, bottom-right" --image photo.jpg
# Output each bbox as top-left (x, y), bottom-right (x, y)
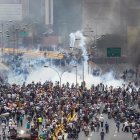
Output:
top-left (0, 4), bottom-right (22, 21)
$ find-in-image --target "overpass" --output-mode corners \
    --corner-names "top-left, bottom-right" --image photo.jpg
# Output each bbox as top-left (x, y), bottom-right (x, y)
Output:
top-left (0, 48), bottom-right (64, 59)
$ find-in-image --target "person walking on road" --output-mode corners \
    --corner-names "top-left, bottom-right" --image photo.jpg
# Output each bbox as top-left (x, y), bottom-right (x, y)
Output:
top-left (105, 122), bottom-right (109, 133)
top-left (133, 133), bottom-right (138, 140)
top-left (100, 129), bottom-right (105, 140)
top-left (19, 115), bottom-right (23, 127)
top-left (26, 121), bottom-right (30, 130)
top-left (96, 121), bottom-right (100, 132)
top-left (100, 114), bottom-right (104, 127)
top-left (2, 132), bottom-right (6, 140)
top-left (116, 121), bottom-right (120, 132)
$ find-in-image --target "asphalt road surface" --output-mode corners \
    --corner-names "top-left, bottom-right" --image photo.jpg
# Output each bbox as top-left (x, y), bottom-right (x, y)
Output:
top-left (65, 114), bottom-right (132, 140)
top-left (0, 107), bottom-right (138, 140)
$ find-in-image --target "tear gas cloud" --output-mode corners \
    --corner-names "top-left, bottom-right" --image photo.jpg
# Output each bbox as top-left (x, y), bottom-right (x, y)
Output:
top-left (8, 65), bottom-right (124, 88)
top-left (7, 31), bottom-right (124, 88)
top-left (0, 0), bottom-right (139, 88)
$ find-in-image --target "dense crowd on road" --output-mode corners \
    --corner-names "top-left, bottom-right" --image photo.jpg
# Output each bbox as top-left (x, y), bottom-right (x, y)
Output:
top-left (0, 80), bottom-right (140, 140)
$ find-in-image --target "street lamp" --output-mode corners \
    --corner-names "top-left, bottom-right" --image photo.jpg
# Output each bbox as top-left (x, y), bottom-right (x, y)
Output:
top-left (44, 66), bottom-right (68, 93)
top-left (15, 28), bottom-right (19, 54)
top-left (82, 54), bottom-right (91, 80)
top-left (83, 30), bottom-right (94, 37)
top-left (73, 38), bottom-right (87, 82)
top-left (6, 31), bottom-right (10, 48)
top-left (0, 31), bottom-right (3, 61)
top-left (44, 65), bottom-right (78, 93)
top-left (73, 65), bottom-right (77, 92)
top-left (70, 46), bottom-right (90, 82)
top-left (0, 31), bottom-right (2, 44)
top-left (1, 23), bottom-right (4, 49)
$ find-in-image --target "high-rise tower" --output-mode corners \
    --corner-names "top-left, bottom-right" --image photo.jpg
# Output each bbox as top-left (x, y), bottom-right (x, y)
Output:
top-left (45, 0), bottom-right (53, 26)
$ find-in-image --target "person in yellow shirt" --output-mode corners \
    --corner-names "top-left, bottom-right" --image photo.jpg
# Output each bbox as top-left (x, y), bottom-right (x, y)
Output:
top-left (38, 117), bottom-right (43, 125)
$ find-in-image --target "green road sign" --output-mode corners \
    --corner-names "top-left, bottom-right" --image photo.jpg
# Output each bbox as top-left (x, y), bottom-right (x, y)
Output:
top-left (107, 48), bottom-right (121, 57)
top-left (20, 31), bottom-right (28, 37)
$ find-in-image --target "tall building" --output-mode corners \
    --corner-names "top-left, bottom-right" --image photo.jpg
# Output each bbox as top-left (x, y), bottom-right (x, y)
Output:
top-left (21, 0), bottom-right (29, 18)
top-left (53, 0), bottom-right (82, 36)
top-left (125, 0), bottom-right (140, 27)
top-left (0, 0), bottom-right (20, 4)
top-left (28, 0), bottom-right (53, 26)
top-left (45, 0), bottom-right (53, 26)
top-left (28, 0), bottom-right (43, 22)
top-left (0, 0), bottom-right (23, 21)
top-left (125, 0), bottom-right (140, 46)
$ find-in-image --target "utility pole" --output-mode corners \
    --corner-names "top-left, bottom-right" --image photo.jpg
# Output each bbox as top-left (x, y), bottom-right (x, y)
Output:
top-left (15, 28), bottom-right (19, 54)
top-left (1, 23), bottom-right (4, 61)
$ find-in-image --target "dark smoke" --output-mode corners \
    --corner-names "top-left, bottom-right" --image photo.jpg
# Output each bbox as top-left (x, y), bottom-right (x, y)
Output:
top-left (128, 33), bottom-right (140, 67)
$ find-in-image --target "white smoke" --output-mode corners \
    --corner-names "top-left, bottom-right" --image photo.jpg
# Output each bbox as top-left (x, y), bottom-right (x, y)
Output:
top-left (69, 31), bottom-right (88, 75)
top-left (69, 33), bottom-right (76, 48)
top-left (7, 30), bottom-right (125, 88)
top-left (69, 31), bottom-right (86, 49)
top-left (68, 30), bottom-right (124, 88)
top-left (7, 64), bottom-right (124, 88)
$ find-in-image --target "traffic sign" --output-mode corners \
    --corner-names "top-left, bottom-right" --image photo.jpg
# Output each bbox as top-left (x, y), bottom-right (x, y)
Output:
top-left (107, 48), bottom-right (121, 57)
top-left (20, 31), bottom-right (28, 37)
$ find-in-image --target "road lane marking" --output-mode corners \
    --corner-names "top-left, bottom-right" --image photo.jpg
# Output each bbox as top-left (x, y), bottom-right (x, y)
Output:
top-left (114, 128), bottom-right (117, 137)
top-left (90, 132), bottom-right (93, 137)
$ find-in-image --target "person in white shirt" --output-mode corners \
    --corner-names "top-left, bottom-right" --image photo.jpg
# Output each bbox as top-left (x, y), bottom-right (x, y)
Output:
top-left (57, 135), bottom-right (63, 140)
top-left (133, 133), bottom-right (138, 140)
top-left (124, 121), bottom-right (129, 132)
top-left (8, 119), bottom-right (13, 130)
top-left (107, 107), bottom-right (111, 116)
top-left (69, 122), bottom-right (73, 129)
top-left (100, 114), bottom-right (104, 127)
top-left (131, 121), bottom-right (135, 128)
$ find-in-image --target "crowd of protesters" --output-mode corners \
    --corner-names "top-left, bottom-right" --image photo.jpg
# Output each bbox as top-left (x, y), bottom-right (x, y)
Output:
top-left (0, 80), bottom-right (140, 140)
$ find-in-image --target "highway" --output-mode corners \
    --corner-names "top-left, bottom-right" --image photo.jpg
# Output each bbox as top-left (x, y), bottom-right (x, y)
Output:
top-left (65, 113), bottom-right (132, 140)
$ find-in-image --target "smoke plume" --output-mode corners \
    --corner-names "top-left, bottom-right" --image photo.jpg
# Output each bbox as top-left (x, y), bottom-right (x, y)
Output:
top-left (128, 32), bottom-right (140, 67)
top-left (6, 31), bottom-right (125, 88)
